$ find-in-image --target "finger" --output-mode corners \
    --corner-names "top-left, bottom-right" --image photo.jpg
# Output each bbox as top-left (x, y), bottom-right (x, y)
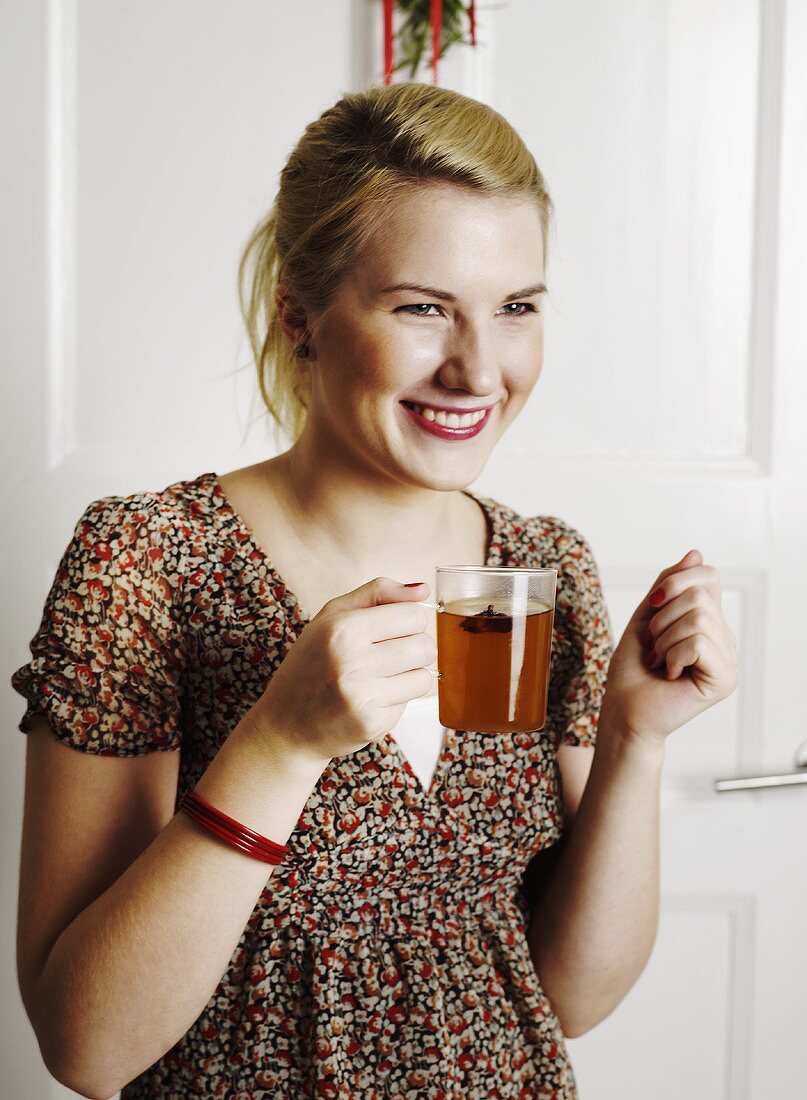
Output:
top-left (647, 549), bottom-right (703, 596)
top-left (644, 585), bottom-right (729, 650)
top-left (321, 577), bottom-right (432, 618)
top-left (348, 601), bottom-right (430, 644)
top-left (647, 606), bottom-right (731, 671)
top-left (631, 550), bottom-right (703, 629)
top-left (378, 666), bottom-right (436, 707)
top-left (646, 562), bottom-right (722, 612)
top-left (648, 628), bottom-right (736, 687)
top-left (370, 632), bottom-right (438, 678)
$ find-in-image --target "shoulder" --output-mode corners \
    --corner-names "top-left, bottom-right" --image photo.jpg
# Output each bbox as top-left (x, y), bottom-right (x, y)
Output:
top-left (475, 496), bottom-right (608, 650)
top-left (69, 471), bottom-right (221, 571)
top-left (532, 514), bottom-right (604, 591)
top-left (47, 473), bottom-right (229, 626)
top-left (525, 514), bottom-right (607, 618)
top-left (474, 492), bottom-right (599, 573)
top-left (9, 479), bottom-right (213, 754)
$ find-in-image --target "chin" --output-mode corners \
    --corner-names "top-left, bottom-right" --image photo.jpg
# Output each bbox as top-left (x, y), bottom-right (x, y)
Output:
top-left (412, 458), bottom-right (489, 493)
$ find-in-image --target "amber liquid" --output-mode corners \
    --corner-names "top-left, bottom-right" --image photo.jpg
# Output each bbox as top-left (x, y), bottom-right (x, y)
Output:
top-left (436, 597), bottom-right (554, 733)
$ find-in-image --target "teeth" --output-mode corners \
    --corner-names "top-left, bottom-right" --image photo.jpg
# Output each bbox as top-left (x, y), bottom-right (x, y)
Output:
top-left (409, 404), bottom-right (487, 429)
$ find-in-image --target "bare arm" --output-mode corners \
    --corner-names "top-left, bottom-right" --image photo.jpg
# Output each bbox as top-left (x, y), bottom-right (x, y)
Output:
top-left (18, 713), bottom-right (328, 1100)
top-left (527, 699), bottom-right (665, 1038)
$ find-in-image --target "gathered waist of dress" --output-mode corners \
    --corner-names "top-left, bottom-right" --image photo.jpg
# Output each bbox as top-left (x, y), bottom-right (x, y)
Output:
top-left (253, 876), bottom-right (530, 942)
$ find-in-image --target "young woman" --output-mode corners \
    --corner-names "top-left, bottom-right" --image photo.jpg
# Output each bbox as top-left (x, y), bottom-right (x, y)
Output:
top-left (12, 82), bottom-right (738, 1098)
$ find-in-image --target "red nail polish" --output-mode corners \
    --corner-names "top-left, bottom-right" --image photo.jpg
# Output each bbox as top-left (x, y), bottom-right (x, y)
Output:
top-left (646, 649), bottom-right (656, 666)
top-left (649, 588), bottom-right (665, 606)
top-left (404, 582), bottom-right (426, 588)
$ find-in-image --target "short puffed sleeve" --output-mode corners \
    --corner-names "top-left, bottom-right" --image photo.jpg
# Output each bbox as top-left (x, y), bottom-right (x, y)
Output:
top-left (542, 518), bottom-right (614, 749)
top-left (10, 495), bottom-right (186, 755)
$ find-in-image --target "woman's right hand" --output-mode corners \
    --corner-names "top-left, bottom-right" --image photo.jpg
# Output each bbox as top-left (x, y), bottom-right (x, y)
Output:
top-left (247, 578), bottom-right (437, 765)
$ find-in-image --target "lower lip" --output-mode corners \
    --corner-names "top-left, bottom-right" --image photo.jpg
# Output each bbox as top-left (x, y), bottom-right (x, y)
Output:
top-left (400, 402), bottom-right (493, 440)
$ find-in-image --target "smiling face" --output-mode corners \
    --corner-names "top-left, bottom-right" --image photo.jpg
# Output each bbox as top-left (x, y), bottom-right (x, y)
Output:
top-left (295, 182), bottom-right (546, 492)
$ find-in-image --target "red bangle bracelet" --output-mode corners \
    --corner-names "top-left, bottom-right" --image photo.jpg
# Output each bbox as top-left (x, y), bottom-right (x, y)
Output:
top-left (182, 808), bottom-right (282, 864)
top-left (183, 790), bottom-right (287, 855)
top-left (178, 789), bottom-right (288, 866)
top-left (182, 800), bottom-right (285, 862)
top-left (179, 794), bottom-right (286, 865)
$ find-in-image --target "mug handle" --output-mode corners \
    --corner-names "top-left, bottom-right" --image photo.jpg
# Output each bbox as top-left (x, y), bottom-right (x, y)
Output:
top-left (415, 601), bottom-right (443, 676)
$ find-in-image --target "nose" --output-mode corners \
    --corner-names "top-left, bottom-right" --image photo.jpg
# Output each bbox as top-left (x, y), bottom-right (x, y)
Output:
top-left (437, 318), bottom-right (500, 397)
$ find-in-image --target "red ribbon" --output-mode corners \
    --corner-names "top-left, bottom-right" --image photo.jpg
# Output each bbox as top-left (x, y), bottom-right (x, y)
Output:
top-left (383, 0), bottom-right (394, 85)
top-left (431, 0), bottom-right (443, 85)
top-left (383, 1), bottom-right (475, 87)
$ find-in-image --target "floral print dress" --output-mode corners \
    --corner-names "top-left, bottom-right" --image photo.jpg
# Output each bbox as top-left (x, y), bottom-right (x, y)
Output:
top-left (11, 471), bottom-right (614, 1099)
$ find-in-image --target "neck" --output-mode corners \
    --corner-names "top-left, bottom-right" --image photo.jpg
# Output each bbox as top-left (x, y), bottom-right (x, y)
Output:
top-left (276, 422), bottom-right (467, 568)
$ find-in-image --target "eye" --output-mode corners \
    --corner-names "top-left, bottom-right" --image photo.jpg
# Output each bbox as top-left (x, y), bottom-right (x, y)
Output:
top-left (396, 304), bottom-right (444, 317)
top-left (498, 302), bottom-right (539, 317)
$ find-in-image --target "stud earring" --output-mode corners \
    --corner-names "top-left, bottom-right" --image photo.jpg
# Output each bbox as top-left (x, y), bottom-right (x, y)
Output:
top-left (295, 330), bottom-right (312, 359)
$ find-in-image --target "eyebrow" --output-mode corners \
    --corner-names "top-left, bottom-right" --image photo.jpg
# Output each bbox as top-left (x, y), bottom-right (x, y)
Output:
top-left (378, 281), bottom-right (548, 301)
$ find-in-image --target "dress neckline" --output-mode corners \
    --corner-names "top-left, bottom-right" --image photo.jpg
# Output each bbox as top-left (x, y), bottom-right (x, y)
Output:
top-left (202, 471), bottom-right (502, 625)
top-left (200, 470), bottom-right (503, 799)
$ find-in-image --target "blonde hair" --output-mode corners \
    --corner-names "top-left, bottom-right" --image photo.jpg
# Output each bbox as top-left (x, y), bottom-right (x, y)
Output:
top-left (237, 81), bottom-right (554, 446)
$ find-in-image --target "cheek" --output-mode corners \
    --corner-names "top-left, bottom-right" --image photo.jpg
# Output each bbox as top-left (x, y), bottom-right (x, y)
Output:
top-left (506, 330), bottom-right (543, 387)
top-left (355, 323), bottom-right (435, 390)
top-left (323, 322), bottom-right (392, 391)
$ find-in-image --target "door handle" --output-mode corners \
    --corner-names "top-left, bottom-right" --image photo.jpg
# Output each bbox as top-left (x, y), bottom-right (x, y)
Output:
top-left (713, 739), bottom-right (807, 792)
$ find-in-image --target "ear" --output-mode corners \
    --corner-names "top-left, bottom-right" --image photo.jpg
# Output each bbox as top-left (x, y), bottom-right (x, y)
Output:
top-left (275, 283), bottom-right (312, 349)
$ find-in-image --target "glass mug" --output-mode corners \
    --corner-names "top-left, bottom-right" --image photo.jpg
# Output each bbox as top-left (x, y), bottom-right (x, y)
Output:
top-left (419, 567), bottom-right (558, 734)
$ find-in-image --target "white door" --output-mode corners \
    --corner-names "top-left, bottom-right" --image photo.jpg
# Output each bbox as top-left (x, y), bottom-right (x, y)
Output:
top-left (2, 2), bottom-right (369, 1097)
top-left (2, 3), bottom-right (804, 1099)
top-left (469, 2), bottom-right (807, 1097)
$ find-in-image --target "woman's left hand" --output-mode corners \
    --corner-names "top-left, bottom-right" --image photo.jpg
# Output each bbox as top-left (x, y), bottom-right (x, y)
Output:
top-left (600, 549), bottom-right (740, 746)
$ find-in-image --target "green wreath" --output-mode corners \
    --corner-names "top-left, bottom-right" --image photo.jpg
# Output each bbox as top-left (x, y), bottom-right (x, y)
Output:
top-left (393, 0), bottom-right (476, 78)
